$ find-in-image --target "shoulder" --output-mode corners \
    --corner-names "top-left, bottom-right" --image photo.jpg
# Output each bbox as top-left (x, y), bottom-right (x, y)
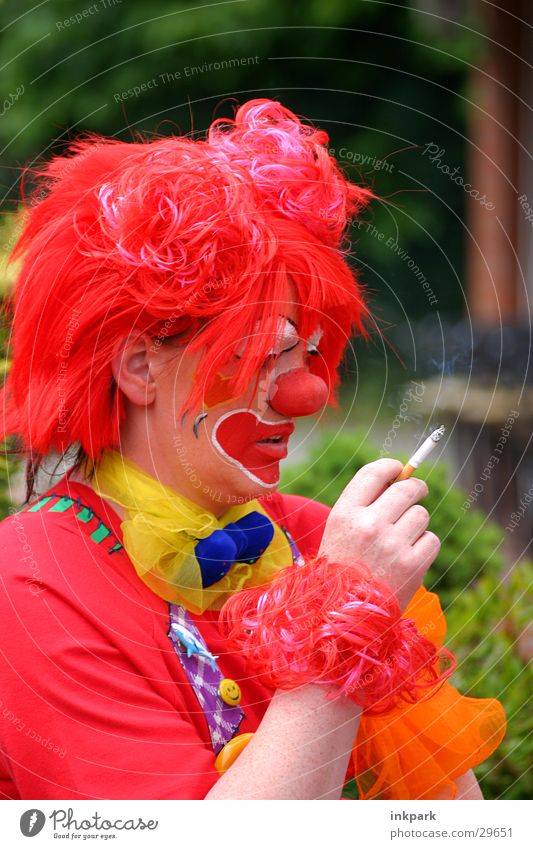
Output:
top-left (0, 504), bottom-right (68, 595)
top-left (0, 484), bottom-right (157, 635)
top-left (259, 491), bottom-right (331, 559)
top-left (0, 487), bottom-right (117, 590)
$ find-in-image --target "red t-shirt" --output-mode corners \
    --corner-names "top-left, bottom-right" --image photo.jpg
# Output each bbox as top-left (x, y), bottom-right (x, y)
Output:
top-left (0, 476), bottom-right (334, 799)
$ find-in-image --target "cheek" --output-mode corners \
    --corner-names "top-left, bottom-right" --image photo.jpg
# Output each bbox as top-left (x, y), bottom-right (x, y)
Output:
top-left (212, 415), bottom-right (251, 462)
top-left (202, 362), bottom-right (270, 412)
top-left (203, 371), bottom-right (237, 409)
top-left (210, 411), bottom-right (281, 487)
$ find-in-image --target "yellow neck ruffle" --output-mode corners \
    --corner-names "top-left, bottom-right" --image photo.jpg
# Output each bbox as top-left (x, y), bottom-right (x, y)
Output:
top-left (87, 449), bottom-right (293, 614)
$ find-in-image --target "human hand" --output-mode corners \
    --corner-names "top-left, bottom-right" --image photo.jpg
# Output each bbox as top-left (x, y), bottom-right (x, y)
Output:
top-left (318, 458), bottom-right (440, 611)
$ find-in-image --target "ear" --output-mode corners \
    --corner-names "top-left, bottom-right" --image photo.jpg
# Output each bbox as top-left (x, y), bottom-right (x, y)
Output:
top-left (111, 333), bottom-right (157, 407)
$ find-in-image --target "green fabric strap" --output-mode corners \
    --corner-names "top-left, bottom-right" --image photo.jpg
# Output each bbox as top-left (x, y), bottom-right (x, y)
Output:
top-left (21, 493), bottom-right (122, 554)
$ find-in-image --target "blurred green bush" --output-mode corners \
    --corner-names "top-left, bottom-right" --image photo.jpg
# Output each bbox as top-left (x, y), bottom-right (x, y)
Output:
top-left (281, 429), bottom-right (532, 800)
top-left (0, 214), bottom-right (21, 513)
top-left (0, 327), bottom-right (19, 516)
top-left (0, 452), bottom-right (15, 517)
top-left (445, 559), bottom-right (533, 800)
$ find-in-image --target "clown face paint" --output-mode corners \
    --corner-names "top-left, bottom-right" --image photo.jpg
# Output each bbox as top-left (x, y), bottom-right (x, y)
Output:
top-left (198, 317), bottom-right (302, 413)
top-left (206, 317), bottom-right (323, 488)
top-left (211, 408), bottom-right (295, 487)
top-left (200, 316), bottom-right (306, 414)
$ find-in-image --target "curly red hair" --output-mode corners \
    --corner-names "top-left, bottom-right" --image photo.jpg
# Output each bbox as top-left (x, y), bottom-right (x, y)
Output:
top-left (1, 99), bottom-right (373, 464)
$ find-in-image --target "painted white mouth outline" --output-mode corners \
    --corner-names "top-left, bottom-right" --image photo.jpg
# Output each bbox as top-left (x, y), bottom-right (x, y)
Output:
top-left (211, 408), bottom-right (293, 488)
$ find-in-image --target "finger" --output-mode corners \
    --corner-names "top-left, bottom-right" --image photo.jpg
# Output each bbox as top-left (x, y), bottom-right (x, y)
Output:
top-left (369, 477), bottom-right (429, 523)
top-left (394, 504), bottom-right (430, 544)
top-left (411, 531), bottom-right (441, 573)
top-left (336, 458), bottom-right (404, 509)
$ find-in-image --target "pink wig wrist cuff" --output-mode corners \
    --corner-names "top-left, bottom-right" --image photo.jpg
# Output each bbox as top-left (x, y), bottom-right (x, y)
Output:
top-left (219, 555), bottom-right (455, 715)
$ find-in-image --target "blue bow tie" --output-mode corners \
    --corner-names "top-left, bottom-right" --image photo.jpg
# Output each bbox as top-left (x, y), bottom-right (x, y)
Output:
top-left (194, 511), bottom-right (275, 588)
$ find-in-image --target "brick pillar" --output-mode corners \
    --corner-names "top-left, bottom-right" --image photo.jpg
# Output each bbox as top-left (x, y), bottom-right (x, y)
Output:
top-left (466, 1), bottom-right (521, 323)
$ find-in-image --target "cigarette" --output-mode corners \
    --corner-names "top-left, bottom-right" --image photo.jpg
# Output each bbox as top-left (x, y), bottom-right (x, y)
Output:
top-left (393, 425), bottom-right (446, 482)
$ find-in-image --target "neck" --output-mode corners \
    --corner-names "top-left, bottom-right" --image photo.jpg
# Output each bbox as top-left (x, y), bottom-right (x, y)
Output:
top-left (67, 451), bottom-right (236, 520)
top-left (67, 463), bottom-right (127, 522)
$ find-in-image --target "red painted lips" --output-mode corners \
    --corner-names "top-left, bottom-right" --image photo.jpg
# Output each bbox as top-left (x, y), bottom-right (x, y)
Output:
top-left (212, 410), bottom-right (295, 486)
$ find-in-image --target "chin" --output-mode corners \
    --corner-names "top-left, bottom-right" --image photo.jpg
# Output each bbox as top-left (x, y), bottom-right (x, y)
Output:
top-left (222, 476), bottom-right (277, 506)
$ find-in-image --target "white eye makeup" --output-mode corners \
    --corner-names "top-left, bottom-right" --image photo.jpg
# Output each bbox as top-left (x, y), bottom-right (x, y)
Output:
top-left (265, 318), bottom-right (299, 358)
top-left (234, 318), bottom-right (323, 361)
top-left (306, 326), bottom-right (324, 356)
top-left (234, 316), bottom-right (299, 360)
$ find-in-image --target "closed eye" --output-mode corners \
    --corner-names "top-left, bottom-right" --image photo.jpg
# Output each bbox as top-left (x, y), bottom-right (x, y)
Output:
top-left (235, 340), bottom-right (299, 363)
top-left (260, 340), bottom-right (299, 365)
top-left (269, 340), bottom-right (299, 357)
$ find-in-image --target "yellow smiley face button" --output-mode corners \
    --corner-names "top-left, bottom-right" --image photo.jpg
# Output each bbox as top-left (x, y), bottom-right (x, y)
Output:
top-left (219, 678), bottom-right (241, 706)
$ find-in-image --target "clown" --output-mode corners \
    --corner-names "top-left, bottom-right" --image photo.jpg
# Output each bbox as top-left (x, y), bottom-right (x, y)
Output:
top-left (0, 100), bottom-right (505, 800)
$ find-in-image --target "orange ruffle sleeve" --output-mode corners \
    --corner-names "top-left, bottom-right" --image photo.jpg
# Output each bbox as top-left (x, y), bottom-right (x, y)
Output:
top-left (350, 586), bottom-right (507, 800)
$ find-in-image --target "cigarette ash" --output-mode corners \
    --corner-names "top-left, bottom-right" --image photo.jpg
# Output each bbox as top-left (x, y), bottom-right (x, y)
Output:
top-left (430, 424), bottom-right (446, 441)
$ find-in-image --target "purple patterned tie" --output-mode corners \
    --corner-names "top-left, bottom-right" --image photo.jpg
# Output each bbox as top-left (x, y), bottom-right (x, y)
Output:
top-left (167, 525), bottom-right (305, 753)
top-left (168, 604), bottom-right (245, 754)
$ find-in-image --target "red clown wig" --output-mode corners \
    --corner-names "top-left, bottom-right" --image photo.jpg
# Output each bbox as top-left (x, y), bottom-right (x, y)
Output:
top-left (1, 99), bottom-right (373, 471)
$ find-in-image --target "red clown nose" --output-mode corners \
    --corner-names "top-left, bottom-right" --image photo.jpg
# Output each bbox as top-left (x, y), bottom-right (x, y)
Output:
top-left (268, 369), bottom-right (329, 417)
